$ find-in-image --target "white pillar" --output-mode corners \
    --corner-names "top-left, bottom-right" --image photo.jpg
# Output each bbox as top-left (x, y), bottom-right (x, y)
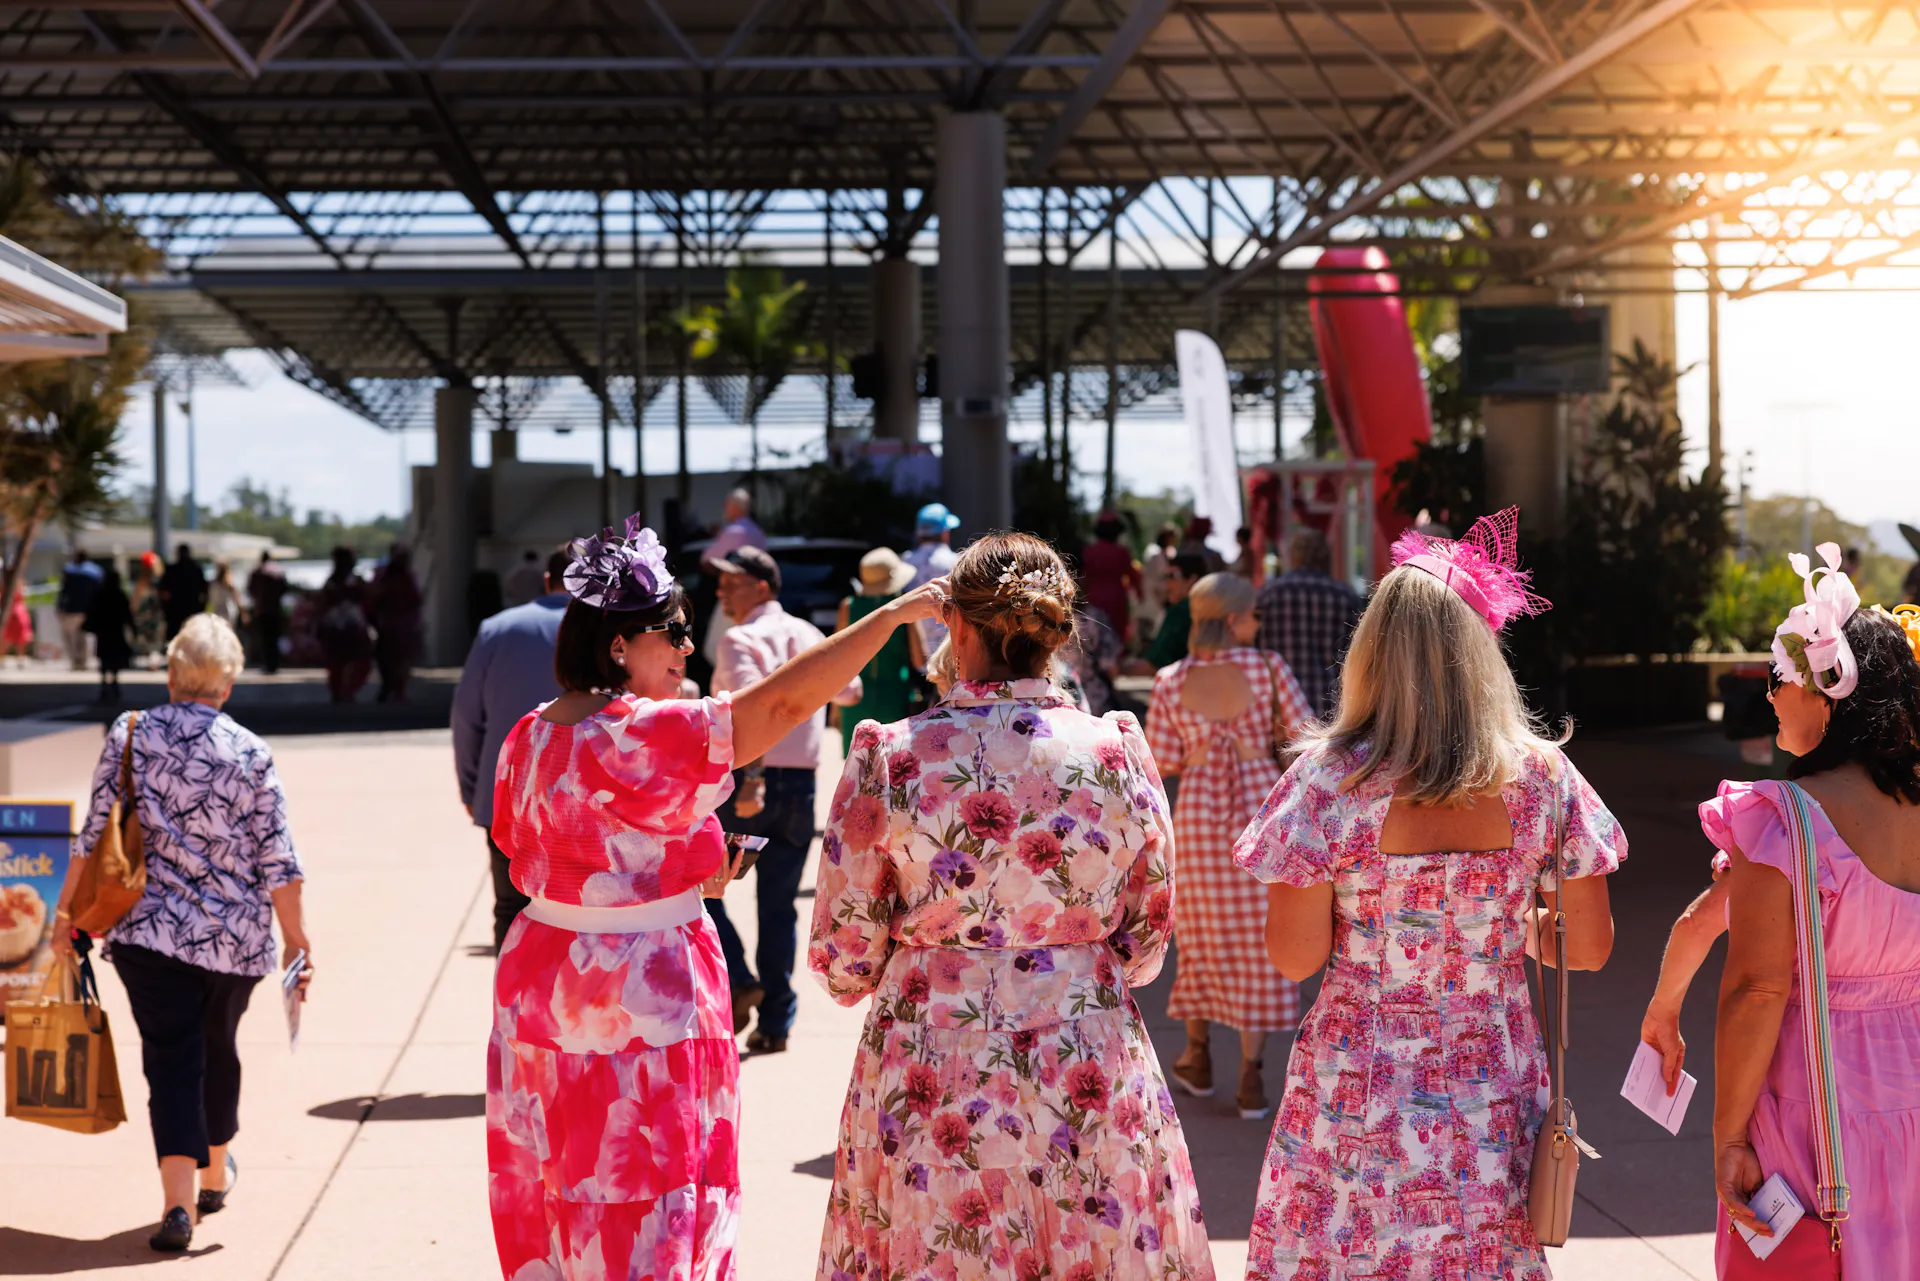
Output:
top-left (873, 255), bottom-right (922, 443)
top-left (432, 383), bottom-right (476, 664)
top-left (936, 110), bottom-right (1011, 536)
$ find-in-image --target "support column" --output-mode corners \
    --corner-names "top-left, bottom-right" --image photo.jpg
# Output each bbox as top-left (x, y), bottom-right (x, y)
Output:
top-left (151, 383), bottom-right (170, 556)
top-left (824, 190), bottom-right (838, 446)
top-left (675, 198), bottom-right (691, 511)
top-left (490, 426), bottom-right (517, 462)
top-left (1706, 236), bottom-right (1722, 486)
top-left (1478, 285), bottom-right (1567, 536)
top-left (1102, 219), bottom-right (1120, 511)
top-left (937, 111), bottom-right (1011, 534)
top-left (872, 255), bottom-right (922, 443)
top-left (432, 383), bottom-right (476, 664)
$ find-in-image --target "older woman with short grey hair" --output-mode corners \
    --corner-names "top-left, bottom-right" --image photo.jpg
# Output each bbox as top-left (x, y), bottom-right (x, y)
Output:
top-left (51, 614), bottom-right (312, 1253)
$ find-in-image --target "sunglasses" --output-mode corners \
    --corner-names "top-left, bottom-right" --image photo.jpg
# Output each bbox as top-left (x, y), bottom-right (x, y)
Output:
top-left (634, 618), bottom-right (694, 648)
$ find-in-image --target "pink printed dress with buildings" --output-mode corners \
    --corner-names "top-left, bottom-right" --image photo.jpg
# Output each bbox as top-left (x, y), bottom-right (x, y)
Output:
top-left (1233, 744), bottom-right (1626, 1281)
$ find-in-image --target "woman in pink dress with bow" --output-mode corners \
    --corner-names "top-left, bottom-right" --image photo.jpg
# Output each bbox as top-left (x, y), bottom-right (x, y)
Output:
top-left (1641, 545), bottom-right (1920, 1280)
top-left (486, 516), bottom-right (944, 1281)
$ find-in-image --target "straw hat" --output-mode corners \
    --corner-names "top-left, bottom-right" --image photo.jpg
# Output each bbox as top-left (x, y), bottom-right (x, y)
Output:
top-left (856, 547), bottom-right (915, 595)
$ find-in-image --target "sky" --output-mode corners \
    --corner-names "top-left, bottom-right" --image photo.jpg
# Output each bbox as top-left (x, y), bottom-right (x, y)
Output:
top-left (109, 282), bottom-right (1920, 537)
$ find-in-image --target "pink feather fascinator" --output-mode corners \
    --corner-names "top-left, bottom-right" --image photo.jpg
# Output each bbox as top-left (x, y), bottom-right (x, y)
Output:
top-left (1389, 506), bottom-right (1550, 631)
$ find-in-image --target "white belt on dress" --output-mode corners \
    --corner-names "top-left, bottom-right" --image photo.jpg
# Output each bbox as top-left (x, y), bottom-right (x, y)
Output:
top-left (522, 890), bottom-right (703, 934)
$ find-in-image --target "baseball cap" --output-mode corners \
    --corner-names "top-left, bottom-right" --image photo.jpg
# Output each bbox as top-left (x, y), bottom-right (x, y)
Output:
top-left (714, 545), bottom-right (781, 593)
top-left (916, 502), bottom-right (961, 535)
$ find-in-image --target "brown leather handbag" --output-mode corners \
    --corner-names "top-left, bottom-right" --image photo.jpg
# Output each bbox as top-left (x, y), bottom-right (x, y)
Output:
top-left (1528, 752), bottom-right (1600, 1247)
top-left (67, 712), bottom-right (145, 934)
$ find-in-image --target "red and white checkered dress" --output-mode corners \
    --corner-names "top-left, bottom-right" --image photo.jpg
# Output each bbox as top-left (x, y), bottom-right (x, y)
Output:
top-left (1147, 646), bottom-right (1312, 1033)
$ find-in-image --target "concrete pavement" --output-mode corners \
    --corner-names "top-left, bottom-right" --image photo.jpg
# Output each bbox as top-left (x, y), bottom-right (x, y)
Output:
top-left (0, 720), bottom-right (1754, 1279)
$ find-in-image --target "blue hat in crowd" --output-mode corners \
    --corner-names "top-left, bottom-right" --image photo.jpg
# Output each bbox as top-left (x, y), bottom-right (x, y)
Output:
top-left (916, 502), bottom-right (961, 536)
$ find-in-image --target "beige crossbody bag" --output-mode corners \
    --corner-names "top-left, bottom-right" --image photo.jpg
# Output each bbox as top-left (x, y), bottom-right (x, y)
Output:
top-left (1527, 753), bottom-right (1600, 1246)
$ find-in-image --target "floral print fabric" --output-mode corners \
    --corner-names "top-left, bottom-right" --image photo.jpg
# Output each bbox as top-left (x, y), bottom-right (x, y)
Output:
top-left (83, 703), bottom-right (302, 978)
top-left (490, 692), bottom-right (735, 906)
top-left (488, 695), bottom-right (740, 1281)
top-left (1232, 744), bottom-right (1626, 1281)
top-left (810, 679), bottom-right (1216, 1281)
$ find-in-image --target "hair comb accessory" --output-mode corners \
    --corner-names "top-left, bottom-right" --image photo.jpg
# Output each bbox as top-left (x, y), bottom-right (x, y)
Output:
top-left (1389, 505), bottom-right (1550, 631)
top-left (995, 563), bottom-right (1073, 610)
top-left (1772, 543), bottom-right (1861, 699)
top-left (563, 513), bottom-right (675, 611)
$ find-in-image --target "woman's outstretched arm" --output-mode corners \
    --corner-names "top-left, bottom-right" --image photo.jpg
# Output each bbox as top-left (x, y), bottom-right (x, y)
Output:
top-left (1640, 874), bottom-right (1730, 1092)
top-left (731, 579), bottom-right (945, 765)
top-left (1713, 844), bottom-right (1795, 1236)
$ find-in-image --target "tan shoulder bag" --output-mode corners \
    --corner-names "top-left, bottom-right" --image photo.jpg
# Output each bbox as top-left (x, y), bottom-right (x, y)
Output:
top-left (68, 712), bottom-right (146, 935)
top-left (1528, 751), bottom-right (1600, 1246)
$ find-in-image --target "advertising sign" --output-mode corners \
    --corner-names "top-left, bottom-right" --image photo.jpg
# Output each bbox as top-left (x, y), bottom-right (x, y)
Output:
top-left (0, 802), bottom-right (74, 1004)
top-left (1175, 330), bottom-right (1245, 562)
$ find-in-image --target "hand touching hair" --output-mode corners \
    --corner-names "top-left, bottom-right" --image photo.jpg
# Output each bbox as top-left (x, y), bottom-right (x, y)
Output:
top-left (945, 533), bottom-right (1078, 678)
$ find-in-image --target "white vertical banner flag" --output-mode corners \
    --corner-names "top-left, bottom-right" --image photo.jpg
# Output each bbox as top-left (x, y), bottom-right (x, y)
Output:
top-left (1175, 329), bottom-right (1243, 562)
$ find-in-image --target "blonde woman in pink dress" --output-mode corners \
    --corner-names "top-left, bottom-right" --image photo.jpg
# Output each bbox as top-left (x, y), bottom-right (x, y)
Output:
top-left (1644, 546), bottom-right (1920, 1281)
top-left (1147, 571), bottom-right (1312, 1119)
top-left (486, 516), bottom-right (944, 1281)
top-left (1234, 511), bottom-right (1626, 1280)
top-left (810, 532), bottom-right (1216, 1281)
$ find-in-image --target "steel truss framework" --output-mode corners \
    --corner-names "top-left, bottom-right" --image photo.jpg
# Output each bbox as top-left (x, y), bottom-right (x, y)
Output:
top-left (8, 0), bottom-right (1920, 431)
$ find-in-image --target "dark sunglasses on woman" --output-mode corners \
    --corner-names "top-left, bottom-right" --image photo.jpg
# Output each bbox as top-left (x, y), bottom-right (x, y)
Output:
top-left (634, 618), bottom-right (694, 648)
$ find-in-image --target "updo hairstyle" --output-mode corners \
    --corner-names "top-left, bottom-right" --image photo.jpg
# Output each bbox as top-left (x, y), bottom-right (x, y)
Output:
top-left (1187, 572), bottom-right (1256, 652)
top-left (946, 532), bottom-right (1078, 678)
top-left (553, 583), bottom-right (691, 693)
top-left (1789, 609), bottom-right (1920, 804)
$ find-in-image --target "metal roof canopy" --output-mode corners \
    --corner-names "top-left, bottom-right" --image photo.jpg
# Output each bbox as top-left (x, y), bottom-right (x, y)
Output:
top-left (8, 0), bottom-right (1920, 430)
top-left (0, 233), bottom-right (130, 361)
top-left (6, 0), bottom-right (1920, 292)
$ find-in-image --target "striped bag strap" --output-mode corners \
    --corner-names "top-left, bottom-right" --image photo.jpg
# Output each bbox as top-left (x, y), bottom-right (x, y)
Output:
top-left (1779, 780), bottom-right (1851, 1244)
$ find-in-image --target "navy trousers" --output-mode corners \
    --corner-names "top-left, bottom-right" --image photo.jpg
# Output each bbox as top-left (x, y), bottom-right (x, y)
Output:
top-left (705, 766), bottom-right (815, 1040)
top-left (112, 943), bottom-right (259, 1168)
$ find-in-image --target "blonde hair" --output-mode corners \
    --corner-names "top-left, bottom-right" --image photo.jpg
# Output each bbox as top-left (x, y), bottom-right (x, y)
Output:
top-left (926, 637), bottom-right (958, 695)
top-left (946, 532), bottom-right (1076, 678)
top-left (1188, 572), bottom-right (1255, 653)
top-left (1305, 565), bottom-right (1555, 804)
top-left (167, 613), bottom-right (245, 700)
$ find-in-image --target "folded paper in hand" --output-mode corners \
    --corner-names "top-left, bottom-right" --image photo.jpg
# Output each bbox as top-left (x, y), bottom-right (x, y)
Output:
top-left (282, 949), bottom-right (305, 1052)
top-left (1737, 1172), bottom-right (1805, 1262)
top-left (1620, 1040), bottom-right (1696, 1136)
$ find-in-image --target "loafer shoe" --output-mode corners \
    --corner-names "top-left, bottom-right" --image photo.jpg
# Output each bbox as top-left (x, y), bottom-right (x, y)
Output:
top-left (745, 1030), bottom-right (788, 1054)
top-left (149, 1207), bottom-right (193, 1252)
top-left (197, 1153), bottom-right (238, 1217)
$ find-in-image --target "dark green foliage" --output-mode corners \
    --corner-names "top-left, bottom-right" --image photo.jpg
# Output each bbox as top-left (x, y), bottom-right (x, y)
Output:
top-left (1391, 435), bottom-right (1486, 534)
top-left (1012, 450), bottom-right (1088, 564)
top-left (1559, 342), bottom-right (1730, 659)
top-left (764, 461), bottom-right (926, 549)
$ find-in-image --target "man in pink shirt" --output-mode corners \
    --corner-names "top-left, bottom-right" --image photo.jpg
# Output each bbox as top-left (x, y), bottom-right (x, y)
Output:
top-left (707, 546), bottom-right (862, 1052)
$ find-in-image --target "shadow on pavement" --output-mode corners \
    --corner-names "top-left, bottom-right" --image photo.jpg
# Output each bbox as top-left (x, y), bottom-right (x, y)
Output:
top-left (307, 1092), bottom-right (486, 1122)
top-left (0, 1226), bottom-right (223, 1272)
top-left (1135, 724), bottom-right (1766, 1249)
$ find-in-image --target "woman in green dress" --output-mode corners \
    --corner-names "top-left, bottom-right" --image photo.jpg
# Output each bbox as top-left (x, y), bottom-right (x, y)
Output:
top-left (836, 547), bottom-right (923, 754)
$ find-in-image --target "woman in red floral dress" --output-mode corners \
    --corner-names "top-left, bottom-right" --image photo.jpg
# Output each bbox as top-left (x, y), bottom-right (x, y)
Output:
top-left (487, 516), bottom-right (945, 1281)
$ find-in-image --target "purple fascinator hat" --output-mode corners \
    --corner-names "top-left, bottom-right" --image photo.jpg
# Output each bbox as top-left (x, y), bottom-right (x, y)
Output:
top-left (563, 513), bottom-right (676, 611)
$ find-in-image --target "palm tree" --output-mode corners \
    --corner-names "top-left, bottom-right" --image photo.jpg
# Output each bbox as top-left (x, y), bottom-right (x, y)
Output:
top-left (677, 263), bottom-right (818, 500)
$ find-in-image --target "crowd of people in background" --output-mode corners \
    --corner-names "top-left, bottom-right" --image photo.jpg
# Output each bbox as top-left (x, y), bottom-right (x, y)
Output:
top-left (39, 540), bottom-right (422, 702)
top-left (43, 480), bottom-right (1920, 1279)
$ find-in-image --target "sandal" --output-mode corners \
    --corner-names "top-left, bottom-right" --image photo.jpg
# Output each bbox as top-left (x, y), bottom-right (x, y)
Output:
top-left (1236, 1059), bottom-right (1270, 1120)
top-left (1168, 1042), bottom-right (1215, 1098)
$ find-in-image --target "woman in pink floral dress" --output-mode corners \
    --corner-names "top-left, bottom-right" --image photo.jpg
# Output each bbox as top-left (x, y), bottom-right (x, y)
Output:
top-left (809, 532), bottom-right (1215, 1281)
top-left (488, 516), bottom-right (944, 1281)
top-left (1234, 512), bottom-right (1627, 1281)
